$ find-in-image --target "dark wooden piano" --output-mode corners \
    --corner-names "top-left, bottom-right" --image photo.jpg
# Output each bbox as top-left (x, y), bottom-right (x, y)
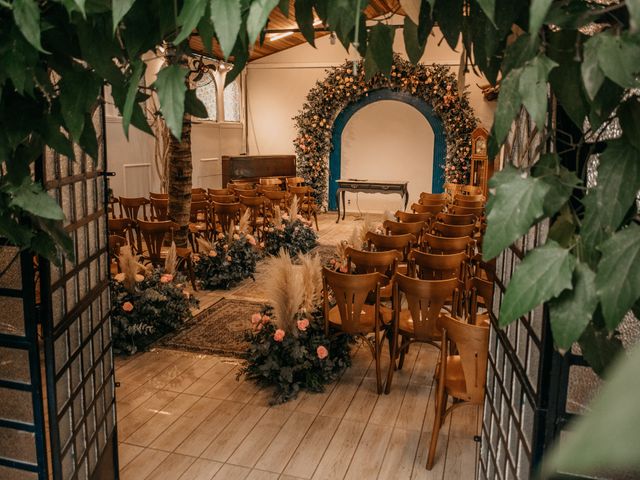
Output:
top-left (221, 154), bottom-right (296, 186)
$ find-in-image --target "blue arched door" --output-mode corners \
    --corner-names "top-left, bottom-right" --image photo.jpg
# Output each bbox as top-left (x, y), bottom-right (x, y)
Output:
top-left (328, 88), bottom-right (446, 210)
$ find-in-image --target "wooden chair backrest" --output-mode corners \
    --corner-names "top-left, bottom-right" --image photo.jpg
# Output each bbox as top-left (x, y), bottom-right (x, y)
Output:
top-left (454, 193), bottom-right (485, 203)
top-left (212, 201), bottom-right (241, 233)
top-left (210, 194), bottom-right (236, 203)
top-left (412, 203), bottom-right (444, 215)
top-left (366, 232), bottom-right (415, 260)
top-left (288, 185), bottom-right (313, 201)
top-left (422, 233), bottom-right (473, 255)
top-left (260, 177), bottom-right (282, 186)
top-left (383, 220), bottom-right (426, 241)
top-left (395, 211), bottom-right (433, 224)
top-left (150, 197), bottom-right (169, 221)
top-left (263, 190), bottom-right (290, 214)
top-left (234, 188), bottom-right (258, 197)
top-left (468, 276), bottom-right (494, 324)
top-left (454, 198), bottom-right (485, 208)
top-left (208, 188), bottom-right (231, 196)
top-left (192, 187), bottom-right (206, 195)
top-left (239, 195), bottom-right (265, 207)
top-left (419, 192), bottom-right (447, 202)
top-left (286, 176), bottom-right (305, 187)
top-left (440, 314), bottom-right (489, 403)
top-left (137, 220), bottom-right (175, 263)
top-left (410, 250), bottom-right (466, 280)
top-left (345, 247), bottom-right (401, 277)
top-left (395, 274), bottom-right (458, 341)
top-left (192, 193), bottom-right (208, 202)
top-left (322, 267), bottom-right (383, 335)
top-left (119, 196), bottom-right (149, 220)
top-left (450, 205), bottom-right (484, 217)
top-left (108, 217), bottom-right (136, 237)
top-left (149, 192), bottom-right (168, 200)
top-left (257, 184), bottom-right (281, 193)
top-left (461, 185), bottom-right (483, 195)
top-left (108, 234), bottom-right (127, 258)
top-left (432, 222), bottom-right (476, 238)
top-left (190, 201), bottom-right (209, 223)
top-left (436, 213), bottom-right (476, 226)
top-left (229, 181), bottom-right (254, 190)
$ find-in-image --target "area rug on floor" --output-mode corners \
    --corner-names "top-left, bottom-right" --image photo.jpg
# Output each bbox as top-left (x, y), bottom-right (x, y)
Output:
top-left (159, 298), bottom-right (265, 357)
top-left (310, 243), bottom-right (336, 266)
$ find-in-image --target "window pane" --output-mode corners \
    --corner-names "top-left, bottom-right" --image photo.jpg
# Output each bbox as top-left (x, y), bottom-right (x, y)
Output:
top-left (223, 79), bottom-right (241, 122)
top-left (194, 74), bottom-right (217, 121)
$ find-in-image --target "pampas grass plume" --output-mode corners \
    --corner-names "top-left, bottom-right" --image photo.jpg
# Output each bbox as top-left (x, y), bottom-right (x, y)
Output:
top-left (164, 241), bottom-right (177, 275)
top-left (264, 248), bottom-right (304, 334)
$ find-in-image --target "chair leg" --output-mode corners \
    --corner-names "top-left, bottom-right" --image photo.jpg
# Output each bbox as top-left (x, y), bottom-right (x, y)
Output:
top-left (427, 381), bottom-right (446, 469)
top-left (384, 330), bottom-right (397, 394)
top-left (398, 336), bottom-right (407, 370)
top-left (375, 335), bottom-right (383, 394)
top-left (313, 211), bottom-right (319, 231)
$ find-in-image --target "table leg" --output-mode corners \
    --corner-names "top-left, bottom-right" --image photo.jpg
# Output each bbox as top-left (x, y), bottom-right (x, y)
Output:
top-left (342, 190), bottom-right (346, 220)
top-left (335, 189), bottom-right (341, 223)
top-left (403, 188), bottom-right (409, 211)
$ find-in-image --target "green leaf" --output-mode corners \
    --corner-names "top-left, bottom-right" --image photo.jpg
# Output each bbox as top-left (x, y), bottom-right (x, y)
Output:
top-left (196, 5), bottom-right (215, 53)
top-left (368, 23), bottom-right (394, 77)
top-left (596, 225), bottom-right (640, 331)
top-left (629, 0), bottom-right (640, 32)
top-left (35, 217), bottom-right (75, 263)
top-left (549, 60), bottom-right (589, 127)
top-left (211, 0), bottom-right (243, 58)
top-left (294, 0), bottom-right (316, 47)
top-left (529, 0), bottom-right (553, 35)
top-left (492, 67), bottom-right (522, 146)
top-left (618, 96), bottom-right (640, 151)
top-left (278, 0), bottom-right (289, 17)
top-left (475, 0), bottom-right (495, 25)
top-left (41, 119), bottom-right (74, 159)
top-left (433, 0), bottom-right (463, 50)
top-left (417, 0), bottom-right (433, 44)
top-left (6, 179), bottom-right (65, 221)
top-left (122, 60), bottom-right (145, 138)
top-left (531, 153), bottom-right (580, 216)
top-left (542, 340), bottom-right (639, 477)
top-left (175, 0), bottom-right (208, 44)
top-left (59, 68), bottom-right (102, 141)
top-left (403, 16), bottom-right (425, 64)
top-left (483, 164), bottom-right (570, 260)
top-left (247, 0), bottom-right (279, 45)
top-left (549, 262), bottom-right (598, 352)
top-left (548, 206), bottom-right (576, 248)
top-left (112, 0), bottom-right (137, 34)
top-left (13, 0), bottom-right (46, 52)
top-left (79, 113), bottom-right (99, 160)
top-left (596, 32), bottom-right (640, 89)
top-left (364, 43), bottom-right (379, 80)
top-left (184, 89), bottom-right (208, 118)
top-left (517, 54), bottom-right (557, 131)
top-left (154, 65), bottom-right (188, 139)
top-left (579, 321), bottom-right (623, 377)
top-left (581, 34), bottom-right (605, 100)
top-left (498, 241), bottom-right (576, 327)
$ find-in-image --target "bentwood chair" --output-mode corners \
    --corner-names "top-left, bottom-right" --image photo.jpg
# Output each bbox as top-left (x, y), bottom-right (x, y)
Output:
top-left (150, 197), bottom-right (169, 221)
top-left (119, 196), bottom-right (150, 221)
top-left (149, 192), bottom-right (168, 200)
top-left (288, 185), bottom-right (319, 230)
top-left (454, 193), bottom-right (485, 204)
top-left (192, 193), bottom-right (208, 203)
top-left (432, 222), bottom-right (476, 238)
top-left (412, 203), bottom-right (444, 215)
top-left (383, 220), bottom-right (427, 244)
top-left (257, 184), bottom-right (281, 194)
top-left (212, 201), bottom-right (241, 235)
top-left (210, 194), bottom-right (236, 204)
top-left (449, 205), bottom-right (484, 218)
top-left (385, 274), bottom-right (458, 393)
top-left (260, 177), bottom-right (283, 188)
top-left (426, 314), bottom-right (489, 469)
top-left (192, 187), bottom-right (206, 195)
top-left (454, 198), bottom-right (485, 209)
top-left (409, 250), bottom-right (467, 281)
top-left (108, 217), bottom-right (138, 253)
top-left (345, 247), bottom-right (402, 301)
top-left (263, 190), bottom-right (291, 218)
top-left (365, 232), bottom-right (416, 264)
top-left (233, 188), bottom-right (258, 197)
top-left (455, 276), bottom-right (494, 326)
top-left (395, 211), bottom-right (433, 224)
top-left (419, 192), bottom-right (448, 204)
top-left (207, 188), bottom-right (231, 196)
top-left (239, 195), bottom-right (265, 239)
top-left (188, 200), bottom-right (211, 249)
top-left (322, 268), bottom-right (391, 394)
top-left (436, 213), bottom-right (476, 226)
top-left (443, 183), bottom-right (464, 197)
top-left (460, 185), bottom-right (484, 196)
top-left (286, 176), bottom-right (305, 188)
top-left (422, 233), bottom-right (474, 255)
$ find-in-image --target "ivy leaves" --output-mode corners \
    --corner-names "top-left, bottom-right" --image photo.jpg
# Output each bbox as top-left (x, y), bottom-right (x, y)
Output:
top-left (12, 0), bottom-right (45, 52)
top-left (154, 65), bottom-right (189, 139)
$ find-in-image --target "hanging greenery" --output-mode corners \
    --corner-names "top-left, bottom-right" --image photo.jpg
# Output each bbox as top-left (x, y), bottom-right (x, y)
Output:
top-left (293, 57), bottom-right (477, 208)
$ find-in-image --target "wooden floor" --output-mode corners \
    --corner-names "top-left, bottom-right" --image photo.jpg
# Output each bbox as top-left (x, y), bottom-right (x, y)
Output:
top-left (114, 213), bottom-right (480, 480)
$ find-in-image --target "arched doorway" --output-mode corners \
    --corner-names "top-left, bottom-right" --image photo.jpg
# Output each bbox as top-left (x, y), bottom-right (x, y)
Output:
top-left (328, 88), bottom-right (446, 210)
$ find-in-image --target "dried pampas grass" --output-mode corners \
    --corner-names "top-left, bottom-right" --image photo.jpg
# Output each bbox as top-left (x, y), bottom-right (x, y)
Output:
top-left (336, 240), bottom-right (349, 264)
top-left (383, 210), bottom-right (396, 222)
top-left (164, 241), bottom-right (177, 275)
top-left (119, 245), bottom-right (144, 293)
top-left (274, 205), bottom-right (283, 226)
top-left (288, 195), bottom-right (299, 219)
top-left (264, 248), bottom-right (304, 334)
top-left (227, 220), bottom-right (236, 243)
top-left (238, 208), bottom-right (251, 234)
top-left (299, 252), bottom-right (322, 313)
top-left (197, 236), bottom-right (214, 253)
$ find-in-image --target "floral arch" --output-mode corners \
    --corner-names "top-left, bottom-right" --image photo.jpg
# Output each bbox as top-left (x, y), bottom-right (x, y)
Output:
top-left (293, 57), bottom-right (478, 208)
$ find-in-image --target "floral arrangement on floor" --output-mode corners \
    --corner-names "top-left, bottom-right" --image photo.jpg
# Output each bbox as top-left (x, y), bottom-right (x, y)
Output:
top-left (294, 57), bottom-right (477, 208)
top-left (240, 249), bottom-right (351, 404)
top-left (110, 244), bottom-right (198, 355)
top-left (193, 213), bottom-right (261, 290)
top-left (264, 197), bottom-right (318, 257)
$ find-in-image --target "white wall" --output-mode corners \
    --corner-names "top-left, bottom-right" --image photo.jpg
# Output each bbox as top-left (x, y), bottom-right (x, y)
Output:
top-left (341, 100), bottom-right (434, 212)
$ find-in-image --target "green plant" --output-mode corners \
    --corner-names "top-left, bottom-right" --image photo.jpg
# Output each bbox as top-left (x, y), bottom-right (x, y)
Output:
top-left (110, 268), bottom-right (199, 354)
top-left (264, 216), bottom-right (318, 257)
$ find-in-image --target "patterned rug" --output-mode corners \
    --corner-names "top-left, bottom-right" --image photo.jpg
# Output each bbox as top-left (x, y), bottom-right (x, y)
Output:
top-left (159, 298), bottom-right (265, 357)
top-left (311, 243), bottom-right (337, 266)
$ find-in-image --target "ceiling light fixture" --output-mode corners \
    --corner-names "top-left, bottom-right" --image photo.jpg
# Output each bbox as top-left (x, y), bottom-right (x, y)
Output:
top-left (270, 19), bottom-right (322, 41)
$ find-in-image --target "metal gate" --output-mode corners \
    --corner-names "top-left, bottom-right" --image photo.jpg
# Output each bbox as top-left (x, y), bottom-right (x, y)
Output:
top-left (0, 99), bottom-right (118, 479)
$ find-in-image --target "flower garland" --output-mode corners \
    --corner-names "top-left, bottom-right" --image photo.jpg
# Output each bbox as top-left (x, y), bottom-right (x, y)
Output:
top-left (293, 56), bottom-right (477, 208)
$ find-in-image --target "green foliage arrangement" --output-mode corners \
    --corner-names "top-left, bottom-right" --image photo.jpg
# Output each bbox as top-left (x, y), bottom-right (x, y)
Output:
top-left (294, 59), bottom-right (477, 207)
top-left (241, 307), bottom-right (351, 405)
top-left (264, 214), bottom-right (318, 257)
top-left (110, 268), bottom-right (198, 355)
top-left (193, 232), bottom-right (261, 289)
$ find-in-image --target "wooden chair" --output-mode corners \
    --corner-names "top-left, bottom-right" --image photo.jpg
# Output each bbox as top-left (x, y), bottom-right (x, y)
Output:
top-left (385, 274), bottom-right (458, 393)
top-left (107, 197), bottom-right (119, 219)
top-left (436, 213), bottom-right (476, 226)
top-left (108, 217), bottom-right (138, 252)
top-left (288, 185), bottom-right (319, 230)
top-left (239, 195), bottom-right (265, 239)
top-left (427, 314), bottom-right (489, 469)
top-left (229, 181), bottom-right (254, 192)
top-left (454, 193), bottom-right (485, 203)
top-left (383, 220), bottom-right (427, 244)
top-left (257, 184), bottom-right (281, 194)
top-left (263, 190), bottom-right (291, 218)
top-left (460, 185), bottom-right (483, 195)
top-left (419, 192), bottom-right (448, 203)
top-left (409, 250), bottom-right (467, 281)
top-left (137, 220), bottom-right (197, 289)
top-left (412, 203), bottom-right (444, 215)
top-left (395, 211), bottom-right (433, 224)
top-left (189, 200), bottom-right (211, 249)
top-left (212, 201), bottom-right (241, 234)
top-left (108, 235), bottom-right (128, 274)
top-left (209, 194), bottom-right (237, 204)
top-left (422, 233), bottom-right (474, 255)
top-left (259, 177), bottom-right (283, 188)
top-left (454, 198), bottom-right (485, 209)
top-left (150, 197), bottom-right (169, 221)
top-left (432, 222), bottom-right (476, 238)
top-left (119, 196), bottom-right (150, 221)
top-left (192, 187), bottom-right (206, 195)
top-left (149, 192), bottom-right (168, 200)
top-left (192, 193), bottom-right (208, 203)
top-left (449, 205), bottom-right (484, 218)
top-left (345, 247), bottom-right (402, 301)
top-left (207, 188), bottom-right (231, 196)
top-left (322, 268), bottom-right (391, 394)
top-left (456, 276), bottom-right (494, 326)
top-left (365, 232), bottom-right (415, 263)
top-left (235, 188), bottom-right (258, 197)
top-left (286, 176), bottom-right (305, 188)
top-left (443, 183), bottom-right (464, 197)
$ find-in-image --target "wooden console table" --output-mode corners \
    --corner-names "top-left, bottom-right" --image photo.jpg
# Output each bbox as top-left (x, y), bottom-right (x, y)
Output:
top-left (335, 179), bottom-right (409, 223)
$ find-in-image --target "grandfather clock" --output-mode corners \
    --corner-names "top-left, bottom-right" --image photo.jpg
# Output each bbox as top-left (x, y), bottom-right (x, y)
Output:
top-left (470, 126), bottom-right (490, 196)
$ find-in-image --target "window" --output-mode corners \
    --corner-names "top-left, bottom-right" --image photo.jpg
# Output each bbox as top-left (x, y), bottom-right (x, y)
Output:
top-left (223, 79), bottom-right (241, 122)
top-left (194, 73), bottom-right (217, 121)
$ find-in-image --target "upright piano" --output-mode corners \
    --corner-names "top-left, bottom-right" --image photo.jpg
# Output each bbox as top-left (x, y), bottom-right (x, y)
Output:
top-left (221, 154), bottom-right (296, 186)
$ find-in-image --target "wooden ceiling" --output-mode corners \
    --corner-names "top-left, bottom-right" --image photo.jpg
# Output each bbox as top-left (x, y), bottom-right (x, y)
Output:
top-left (189, 0), bottom-right (403, 62)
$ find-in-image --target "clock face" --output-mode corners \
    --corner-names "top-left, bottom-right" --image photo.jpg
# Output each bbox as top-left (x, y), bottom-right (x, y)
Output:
top-left (475, 137), bottom-right (486, 155)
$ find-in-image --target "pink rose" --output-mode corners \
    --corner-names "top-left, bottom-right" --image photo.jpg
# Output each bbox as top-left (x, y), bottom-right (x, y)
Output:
top-left (251, 313), bottom-right (262, 324)
top-left (317, 345), bottom-right (329, 359)
top-left (208, 250), bottom-right (217, 257)
top-left (261, 315), bottom-right (270, 324)
top-left (247, 235), bottom-right (257, 246)
top-left (122, 302), bottom-right (134, 312)
top-left (297, 318), bottom-right (309, 331)
top-left (226, 255), bottom-right (232, 262)
top-left (273, 329), bottom-right (285, 342)
top-left (339, 265), bottom-right (348, 273)
top-left (160, 274), bottom-right (173, 283)
top-left (255, 323), bottom-right (263, 332)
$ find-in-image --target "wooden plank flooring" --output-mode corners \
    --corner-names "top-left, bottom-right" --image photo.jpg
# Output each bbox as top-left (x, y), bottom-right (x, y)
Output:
top-left (115, 213), bottom-right (480, 480)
